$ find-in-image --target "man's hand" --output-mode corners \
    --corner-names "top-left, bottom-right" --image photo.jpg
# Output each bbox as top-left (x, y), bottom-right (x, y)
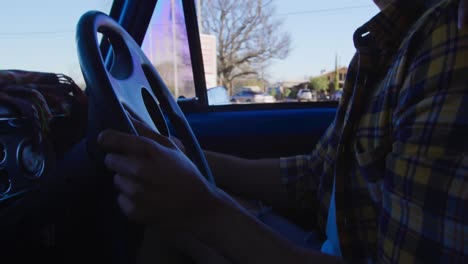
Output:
top-left (459, 0), bottom-right (468, 29)
top-left (98, 123), bottom-right (219, 231)
top-left (170, 136), bottom-right (185, 154)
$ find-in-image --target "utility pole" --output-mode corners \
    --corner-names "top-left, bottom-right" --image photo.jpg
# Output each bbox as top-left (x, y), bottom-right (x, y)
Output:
top-left (334, 53), bottom-right (339, 92)
top-left (197, 0), bottom-right (202, 33)
top-left (171, 0), bottom-right (179, 98)
top-left (261, 64), bottom-right (265, 93)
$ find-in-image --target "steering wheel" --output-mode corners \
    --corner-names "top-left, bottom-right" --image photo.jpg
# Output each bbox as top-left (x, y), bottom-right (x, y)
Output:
top-left (76, 10), bottom-right (214, 182)
top-left (75, 10), bottom-right (215, 262)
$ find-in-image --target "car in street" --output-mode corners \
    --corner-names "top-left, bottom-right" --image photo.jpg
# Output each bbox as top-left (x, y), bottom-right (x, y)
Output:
top-left (330, 90), bottom-right (343, 101)
top-left (297, 88), bottom-right (316, 102)
top-left (230, 90), bottom-right (276, 103)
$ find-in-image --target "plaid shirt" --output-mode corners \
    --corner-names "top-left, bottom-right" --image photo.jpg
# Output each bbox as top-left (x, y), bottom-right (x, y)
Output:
top-left (280, 0), bottom-right (467, 263)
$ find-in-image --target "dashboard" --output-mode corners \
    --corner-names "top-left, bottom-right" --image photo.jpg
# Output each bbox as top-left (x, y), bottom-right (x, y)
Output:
top-left (0, 106), bottom-right (53, 203)
top-left (0, 105), bottom-right (69, 250)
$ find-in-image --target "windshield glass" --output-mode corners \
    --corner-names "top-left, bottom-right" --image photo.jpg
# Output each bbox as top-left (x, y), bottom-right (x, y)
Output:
top-left (0, 0), bottom-right (113, 88)
top-left (142, 0), bottom-right (196, 99)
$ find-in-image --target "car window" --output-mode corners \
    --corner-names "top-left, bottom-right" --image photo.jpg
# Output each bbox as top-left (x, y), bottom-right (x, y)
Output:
top-left (142, 0), bottom-right (196, 99)
top-left (197, 0), bottom-right (379, 105)
top-left (0, 0), bottom-right (113, 89)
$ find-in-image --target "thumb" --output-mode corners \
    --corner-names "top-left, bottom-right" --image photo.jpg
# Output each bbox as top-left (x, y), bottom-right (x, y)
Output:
top-left (129, 115), bottom-right (175, 150)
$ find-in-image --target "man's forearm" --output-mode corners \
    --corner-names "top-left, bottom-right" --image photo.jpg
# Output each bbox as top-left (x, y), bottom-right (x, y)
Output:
top-left (191, 190), bottom-right (342, 264)
top-left (204, 150), bottom-right (287, 208)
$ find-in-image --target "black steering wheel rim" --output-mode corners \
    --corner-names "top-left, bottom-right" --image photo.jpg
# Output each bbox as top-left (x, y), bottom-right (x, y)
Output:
top-left (76, 10), bottom-right (214, 184)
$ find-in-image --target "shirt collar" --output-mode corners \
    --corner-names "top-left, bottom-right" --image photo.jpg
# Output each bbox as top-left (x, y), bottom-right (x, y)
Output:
top-left (353, 0), bottom-right (428, 52)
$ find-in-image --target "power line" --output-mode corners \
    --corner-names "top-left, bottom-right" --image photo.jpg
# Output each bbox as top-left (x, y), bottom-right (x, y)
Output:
top-left (0, 4), bottom-right (375, 37)
top-left (149, 4), bottom-right (368, 28)
top-left (276, 4), bottom-right (374, 17)
top-left (0, 30), bottom-right (73, 37)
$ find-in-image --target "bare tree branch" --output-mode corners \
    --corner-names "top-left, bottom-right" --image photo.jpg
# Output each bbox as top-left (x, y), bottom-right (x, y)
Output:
top-left (202, 0), bottom-right (291, 94)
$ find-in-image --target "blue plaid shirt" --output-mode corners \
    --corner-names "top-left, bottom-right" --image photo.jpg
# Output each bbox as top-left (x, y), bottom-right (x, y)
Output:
top-left (280, 0), bottom-right (468, 262)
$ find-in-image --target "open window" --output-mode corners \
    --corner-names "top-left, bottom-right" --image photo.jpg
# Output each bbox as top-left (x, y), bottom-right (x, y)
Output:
top-left (134, 0), bottom-right (380, 157)
top-left (140, 0), bottom-right (379, 109)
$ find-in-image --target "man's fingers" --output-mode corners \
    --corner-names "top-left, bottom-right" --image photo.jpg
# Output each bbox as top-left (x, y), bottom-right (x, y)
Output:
top-left (114, 174), bottom-right (154, 202)
top-left (170, 136), bottom-right (186, 153)
top-left (105, 153), bottom-right (157, 184)
top-left (99, 129), bottom-right (153, 156)
top-left (117, 194), bottom-right (148, 221)
top-left (130, 115), bottom-right (156, 139)
top-left (106, 153), bottom-right (166, 188)
top-left (105, 153), bottom-right (140, 177)
top-left (130, 116), bottom-right (175, 149)
top-left (459, 0), bottom-right (468, 29)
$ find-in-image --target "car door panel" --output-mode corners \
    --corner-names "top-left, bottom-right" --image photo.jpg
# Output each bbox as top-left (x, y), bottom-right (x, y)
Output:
top-left (184, 107), bottom-right (336, 158)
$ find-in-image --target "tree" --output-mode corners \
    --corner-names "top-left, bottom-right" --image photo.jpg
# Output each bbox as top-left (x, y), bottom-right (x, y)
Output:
top-left (283, 88), bottom-right (291, 98)
top-left (309, 76), bottom-right (329, 92)
top-left (202, 0), bottom-right (291, 95)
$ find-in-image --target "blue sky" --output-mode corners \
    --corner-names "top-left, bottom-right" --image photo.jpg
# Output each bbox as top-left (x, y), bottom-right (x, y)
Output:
top-left (270, 0), bottom-right (379, 82)
top-left (0, 0), bottom-right (113, 84)
top-left (0, 0), bottom-right (379, 84)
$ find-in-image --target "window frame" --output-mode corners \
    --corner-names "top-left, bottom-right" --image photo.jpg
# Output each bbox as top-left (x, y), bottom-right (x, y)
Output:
top-left (117, 0), bottom-right (339, 113)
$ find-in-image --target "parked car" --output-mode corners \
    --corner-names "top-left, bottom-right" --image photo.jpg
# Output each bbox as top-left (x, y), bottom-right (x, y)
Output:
top-left (297, 88), bottom-right (316, 102)
top-left (330, 90), bottom-right (343, 101)
top-left (230, 90), bottom-right (276, 103)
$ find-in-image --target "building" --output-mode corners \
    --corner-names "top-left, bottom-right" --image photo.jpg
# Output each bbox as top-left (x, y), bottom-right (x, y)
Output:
top-left (316, 67), bottom-right (348, 89)
top-left (200, 34), bottom-right (217, 89)
top-left (279, 80), bottom-right (309, 89)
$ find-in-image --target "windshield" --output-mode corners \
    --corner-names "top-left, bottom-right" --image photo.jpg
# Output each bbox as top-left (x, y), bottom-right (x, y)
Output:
top-left (0, 0), bottom-right (113, 88)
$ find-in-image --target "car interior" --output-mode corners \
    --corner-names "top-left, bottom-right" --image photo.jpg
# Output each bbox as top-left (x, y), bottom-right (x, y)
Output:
top-left (0, 0), bottom-right (349, 262)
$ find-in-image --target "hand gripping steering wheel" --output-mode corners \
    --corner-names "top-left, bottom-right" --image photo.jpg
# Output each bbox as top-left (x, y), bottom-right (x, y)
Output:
top-left (77, 11), bottom-right (214, 183)
top-left (76, 11), bottom-right (215, 262)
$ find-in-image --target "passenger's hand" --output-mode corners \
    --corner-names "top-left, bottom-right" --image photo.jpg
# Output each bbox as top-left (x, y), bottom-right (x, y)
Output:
top-left (98, 124), bottom-right (219, 231)
top-left (459, 0), bottom-right (468, 29)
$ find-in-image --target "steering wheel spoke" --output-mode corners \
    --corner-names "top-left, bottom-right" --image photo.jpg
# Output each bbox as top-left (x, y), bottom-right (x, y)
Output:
top-left (77, 10), bottom-right (214, 181)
